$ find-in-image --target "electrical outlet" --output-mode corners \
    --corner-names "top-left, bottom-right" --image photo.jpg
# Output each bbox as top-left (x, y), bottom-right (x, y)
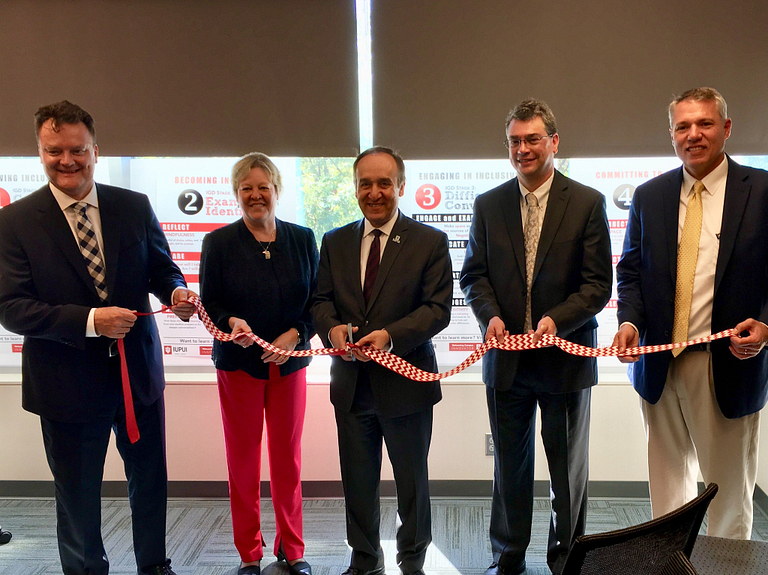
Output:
top-left (485, 433), bottom-right (494, 456)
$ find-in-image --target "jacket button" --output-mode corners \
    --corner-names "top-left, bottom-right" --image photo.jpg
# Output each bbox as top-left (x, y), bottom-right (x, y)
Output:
top-left (364, 320), bottom-right (369, 326)
top-left (664, 330), bottom-right (670, 337)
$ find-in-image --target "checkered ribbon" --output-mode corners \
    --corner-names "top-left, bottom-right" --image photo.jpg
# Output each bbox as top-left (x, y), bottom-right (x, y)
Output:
top-left (180, 296), bottom-right (736, 382)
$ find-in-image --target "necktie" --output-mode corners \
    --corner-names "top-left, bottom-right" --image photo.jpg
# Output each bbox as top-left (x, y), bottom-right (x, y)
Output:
top-left (364, 229), bottom-right (382, 305)
top-left (524, 193), bottom-right (541, 332)
top-left (72, 202), bottom-right (108, 301)
top-left (671, 181), bottom-right (705, 357)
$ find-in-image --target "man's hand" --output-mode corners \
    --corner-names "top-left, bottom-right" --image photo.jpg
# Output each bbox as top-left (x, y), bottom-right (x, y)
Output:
top-left (729, 318), bottom-right (768, 360)
top-left (228, 317), bottom-right (254, 348)
top-left (262, 328), bottom-right (300, 365)
top-left (94, 307), bottom-right (137, 339)
top-left (612, 323), bottom-right (640, 363)
top-left (485, 316), bottom-right (509, 342)
top-left (330, 324), bottom-right (358, 362)
top-left (171, 288), bottom-right (197, 321)
top-left (353, 329), bottom-right (390, 362)
top-left (532, 316), bottom-right (556, 345)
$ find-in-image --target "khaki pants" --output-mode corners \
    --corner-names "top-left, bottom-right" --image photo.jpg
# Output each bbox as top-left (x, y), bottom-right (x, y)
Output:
top-left (641, 350), bottom-right (760, 540)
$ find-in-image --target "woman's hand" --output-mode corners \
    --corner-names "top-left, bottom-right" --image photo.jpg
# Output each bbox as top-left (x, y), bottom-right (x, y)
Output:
top-left (228, 317), bottom-right (254, 348)
top-left (262, 328), bottom-right (300, 364)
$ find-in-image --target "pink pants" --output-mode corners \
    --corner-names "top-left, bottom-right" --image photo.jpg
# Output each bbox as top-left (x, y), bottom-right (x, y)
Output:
top-left (217, 364), bottom-right (306, 562)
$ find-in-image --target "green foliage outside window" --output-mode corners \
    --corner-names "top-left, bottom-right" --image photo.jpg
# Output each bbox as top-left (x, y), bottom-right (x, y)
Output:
top-left (300, 157), bottom-right (359, 240)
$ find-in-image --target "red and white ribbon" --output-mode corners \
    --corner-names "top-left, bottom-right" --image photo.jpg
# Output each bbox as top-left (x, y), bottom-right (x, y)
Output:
top-left (186, 296), bottom-right (736, 383)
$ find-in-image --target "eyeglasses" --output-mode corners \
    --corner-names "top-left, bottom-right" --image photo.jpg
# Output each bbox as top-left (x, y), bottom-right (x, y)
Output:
top-left (503, 134), bottom-right (553, 150)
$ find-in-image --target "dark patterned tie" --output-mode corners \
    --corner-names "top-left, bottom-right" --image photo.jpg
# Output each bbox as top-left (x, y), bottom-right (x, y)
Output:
top-left (72, 202), bottom-right (108, 301)
top-left (524, 193), bottom-right (541, 332)
top-left (363, 229), bottom-right (383, 305)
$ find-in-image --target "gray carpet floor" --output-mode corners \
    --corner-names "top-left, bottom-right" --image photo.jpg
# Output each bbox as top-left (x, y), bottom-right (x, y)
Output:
top-left (1, 496), bottom-right (767, 575)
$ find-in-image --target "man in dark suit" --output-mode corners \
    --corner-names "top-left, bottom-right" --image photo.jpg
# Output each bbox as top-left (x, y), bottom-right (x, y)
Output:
top-left (461, 100), bottom-right (612, 575)
top-left (312, 147), bottom-right (452, 575)
top-left (613, 87), bottom-right (768, 539)
top-left (0, 101), bottom-right (195, 574)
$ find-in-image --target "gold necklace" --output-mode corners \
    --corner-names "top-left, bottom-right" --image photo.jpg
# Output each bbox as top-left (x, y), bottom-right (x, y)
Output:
top-left (255, 228), bottom-right (276, 259)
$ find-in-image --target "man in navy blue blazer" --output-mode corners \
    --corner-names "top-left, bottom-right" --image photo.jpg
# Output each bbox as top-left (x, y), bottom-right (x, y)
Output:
top-left (614, 87), bottom-right (768, 539)
top-left (0, 101), bottom-right (195, 574)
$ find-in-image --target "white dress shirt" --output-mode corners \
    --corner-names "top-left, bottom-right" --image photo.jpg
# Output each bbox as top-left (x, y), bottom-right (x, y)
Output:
top-left (519, 171), bottom-right (554, 239)
top-left (680, 157), bottom-right (727, 340)
top-left (360, 210), bottom-right (399, 287)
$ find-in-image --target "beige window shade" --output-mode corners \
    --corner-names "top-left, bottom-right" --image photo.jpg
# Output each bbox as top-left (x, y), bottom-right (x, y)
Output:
top-left (371, 0), bottom-right (768, 159)
top-left (0, 0), bottom-right (359, 157)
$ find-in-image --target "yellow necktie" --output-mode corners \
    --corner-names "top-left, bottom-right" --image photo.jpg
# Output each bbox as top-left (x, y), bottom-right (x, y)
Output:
top-left (671, 181), bottom-right (705, 357)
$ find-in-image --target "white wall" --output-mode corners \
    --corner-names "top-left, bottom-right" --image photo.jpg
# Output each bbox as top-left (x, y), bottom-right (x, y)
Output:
top-left (0, 368), bottom-right (651, 485)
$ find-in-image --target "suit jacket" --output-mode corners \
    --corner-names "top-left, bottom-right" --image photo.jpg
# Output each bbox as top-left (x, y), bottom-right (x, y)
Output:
top-left (311, 211), bottom-right (453, 418)
top-left (199, 217), bottom-right (318, 379)
top-left (616, 157), bottom-right (768, 418)
top-left (460, 170), bottom-right (612, 392)
top-left (0, 183), bottom-right (186, 422)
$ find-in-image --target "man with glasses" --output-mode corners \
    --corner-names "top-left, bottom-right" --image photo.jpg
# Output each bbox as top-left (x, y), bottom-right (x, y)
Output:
top-left (461, 99), bottom-right (611, 574)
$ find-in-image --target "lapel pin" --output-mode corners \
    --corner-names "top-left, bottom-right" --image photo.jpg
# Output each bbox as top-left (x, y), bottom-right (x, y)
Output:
top-left (392, 235), bottom-right (401, 244)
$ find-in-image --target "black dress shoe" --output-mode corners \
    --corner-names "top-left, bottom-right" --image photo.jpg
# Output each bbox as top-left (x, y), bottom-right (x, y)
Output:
top-left (402, 570), bottom-right (425, 575)
top-left (341, 566), bottom-right (386, 575)
top-left (141, 560), bottom-right (177, 575)
top-left (277, 543), bottom-right (312, 575)
top-left (238, 565), bottom-right (261, 575)
top-left (483, 561), bottom-right (526, 575)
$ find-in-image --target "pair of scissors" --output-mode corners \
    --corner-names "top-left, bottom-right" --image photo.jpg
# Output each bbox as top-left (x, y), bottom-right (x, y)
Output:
top-left (347, 323), bottom-right (355, 361)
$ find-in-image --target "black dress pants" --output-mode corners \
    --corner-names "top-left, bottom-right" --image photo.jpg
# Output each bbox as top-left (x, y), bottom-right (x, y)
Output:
top-left (41, 396), bottom-right (169, 575)
top-left (487, 381), bottom-right (591, 575)
top-left (335, 370), bottom-right (433, 573)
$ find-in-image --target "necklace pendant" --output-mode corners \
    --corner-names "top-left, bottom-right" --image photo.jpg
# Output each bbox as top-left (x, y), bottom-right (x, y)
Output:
top-left (264, 249), bottom-right (271, 260)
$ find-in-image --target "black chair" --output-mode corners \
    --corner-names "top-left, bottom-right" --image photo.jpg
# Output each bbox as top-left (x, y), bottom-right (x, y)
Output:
top-left (0, 525), bottom-right (11, 545)
top-left (659, 550), bottom-right (699, 575)
top-left (560, 483), bottom-right (718, 575)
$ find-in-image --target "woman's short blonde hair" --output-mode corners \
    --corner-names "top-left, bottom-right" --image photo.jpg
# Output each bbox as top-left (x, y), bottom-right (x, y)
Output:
top-left (231, 152), bottom-right (283, 198)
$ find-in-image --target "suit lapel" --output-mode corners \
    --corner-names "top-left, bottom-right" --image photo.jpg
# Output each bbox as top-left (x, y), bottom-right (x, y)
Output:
top-left (663, 169), bottom-right (684, 284)
top-left (97, 185), bottom-right (121, 302)
top-left (533, 171), bottom-right (569, 279)
top-left (715, 158), bottom-right (750, 295)
top-left (35, 185), bottom-right (101, 298)
top-left (365, 212), bottom-right (407, 313)
top-left (499, 180), bottom-right (527, 280)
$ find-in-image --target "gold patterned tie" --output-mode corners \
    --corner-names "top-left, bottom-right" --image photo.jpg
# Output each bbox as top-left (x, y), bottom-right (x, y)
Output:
top-left (671, 181), bottom-right (704, 357)
top-left (524, 193), bottom-right (541, 332)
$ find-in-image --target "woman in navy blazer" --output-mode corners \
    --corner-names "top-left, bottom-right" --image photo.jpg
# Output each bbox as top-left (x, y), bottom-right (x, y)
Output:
top-left (199, 153), bottom-right (318, 575)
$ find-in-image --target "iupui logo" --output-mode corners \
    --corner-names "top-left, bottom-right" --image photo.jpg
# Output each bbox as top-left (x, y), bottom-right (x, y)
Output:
top-left (0, 188), bottom-right (11, 208)
top-left (12, 344), bottom-right (23, 353)
top-left (164, 345), bottom-right (173, 355)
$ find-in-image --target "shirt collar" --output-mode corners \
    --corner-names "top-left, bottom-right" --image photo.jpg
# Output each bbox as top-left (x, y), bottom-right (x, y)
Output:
top-left (364, 210), bottom-right (399, 238)
top-left (519, 170), bottom-right (555, 199)
top-left (682, 156), bottom-right (728, 197)
top-left (49, 182), bottom-right (99, 212)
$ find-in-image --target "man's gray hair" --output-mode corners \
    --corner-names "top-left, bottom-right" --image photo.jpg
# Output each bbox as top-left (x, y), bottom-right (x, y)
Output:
top-left (668, 87), bottom-right (728, 127)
